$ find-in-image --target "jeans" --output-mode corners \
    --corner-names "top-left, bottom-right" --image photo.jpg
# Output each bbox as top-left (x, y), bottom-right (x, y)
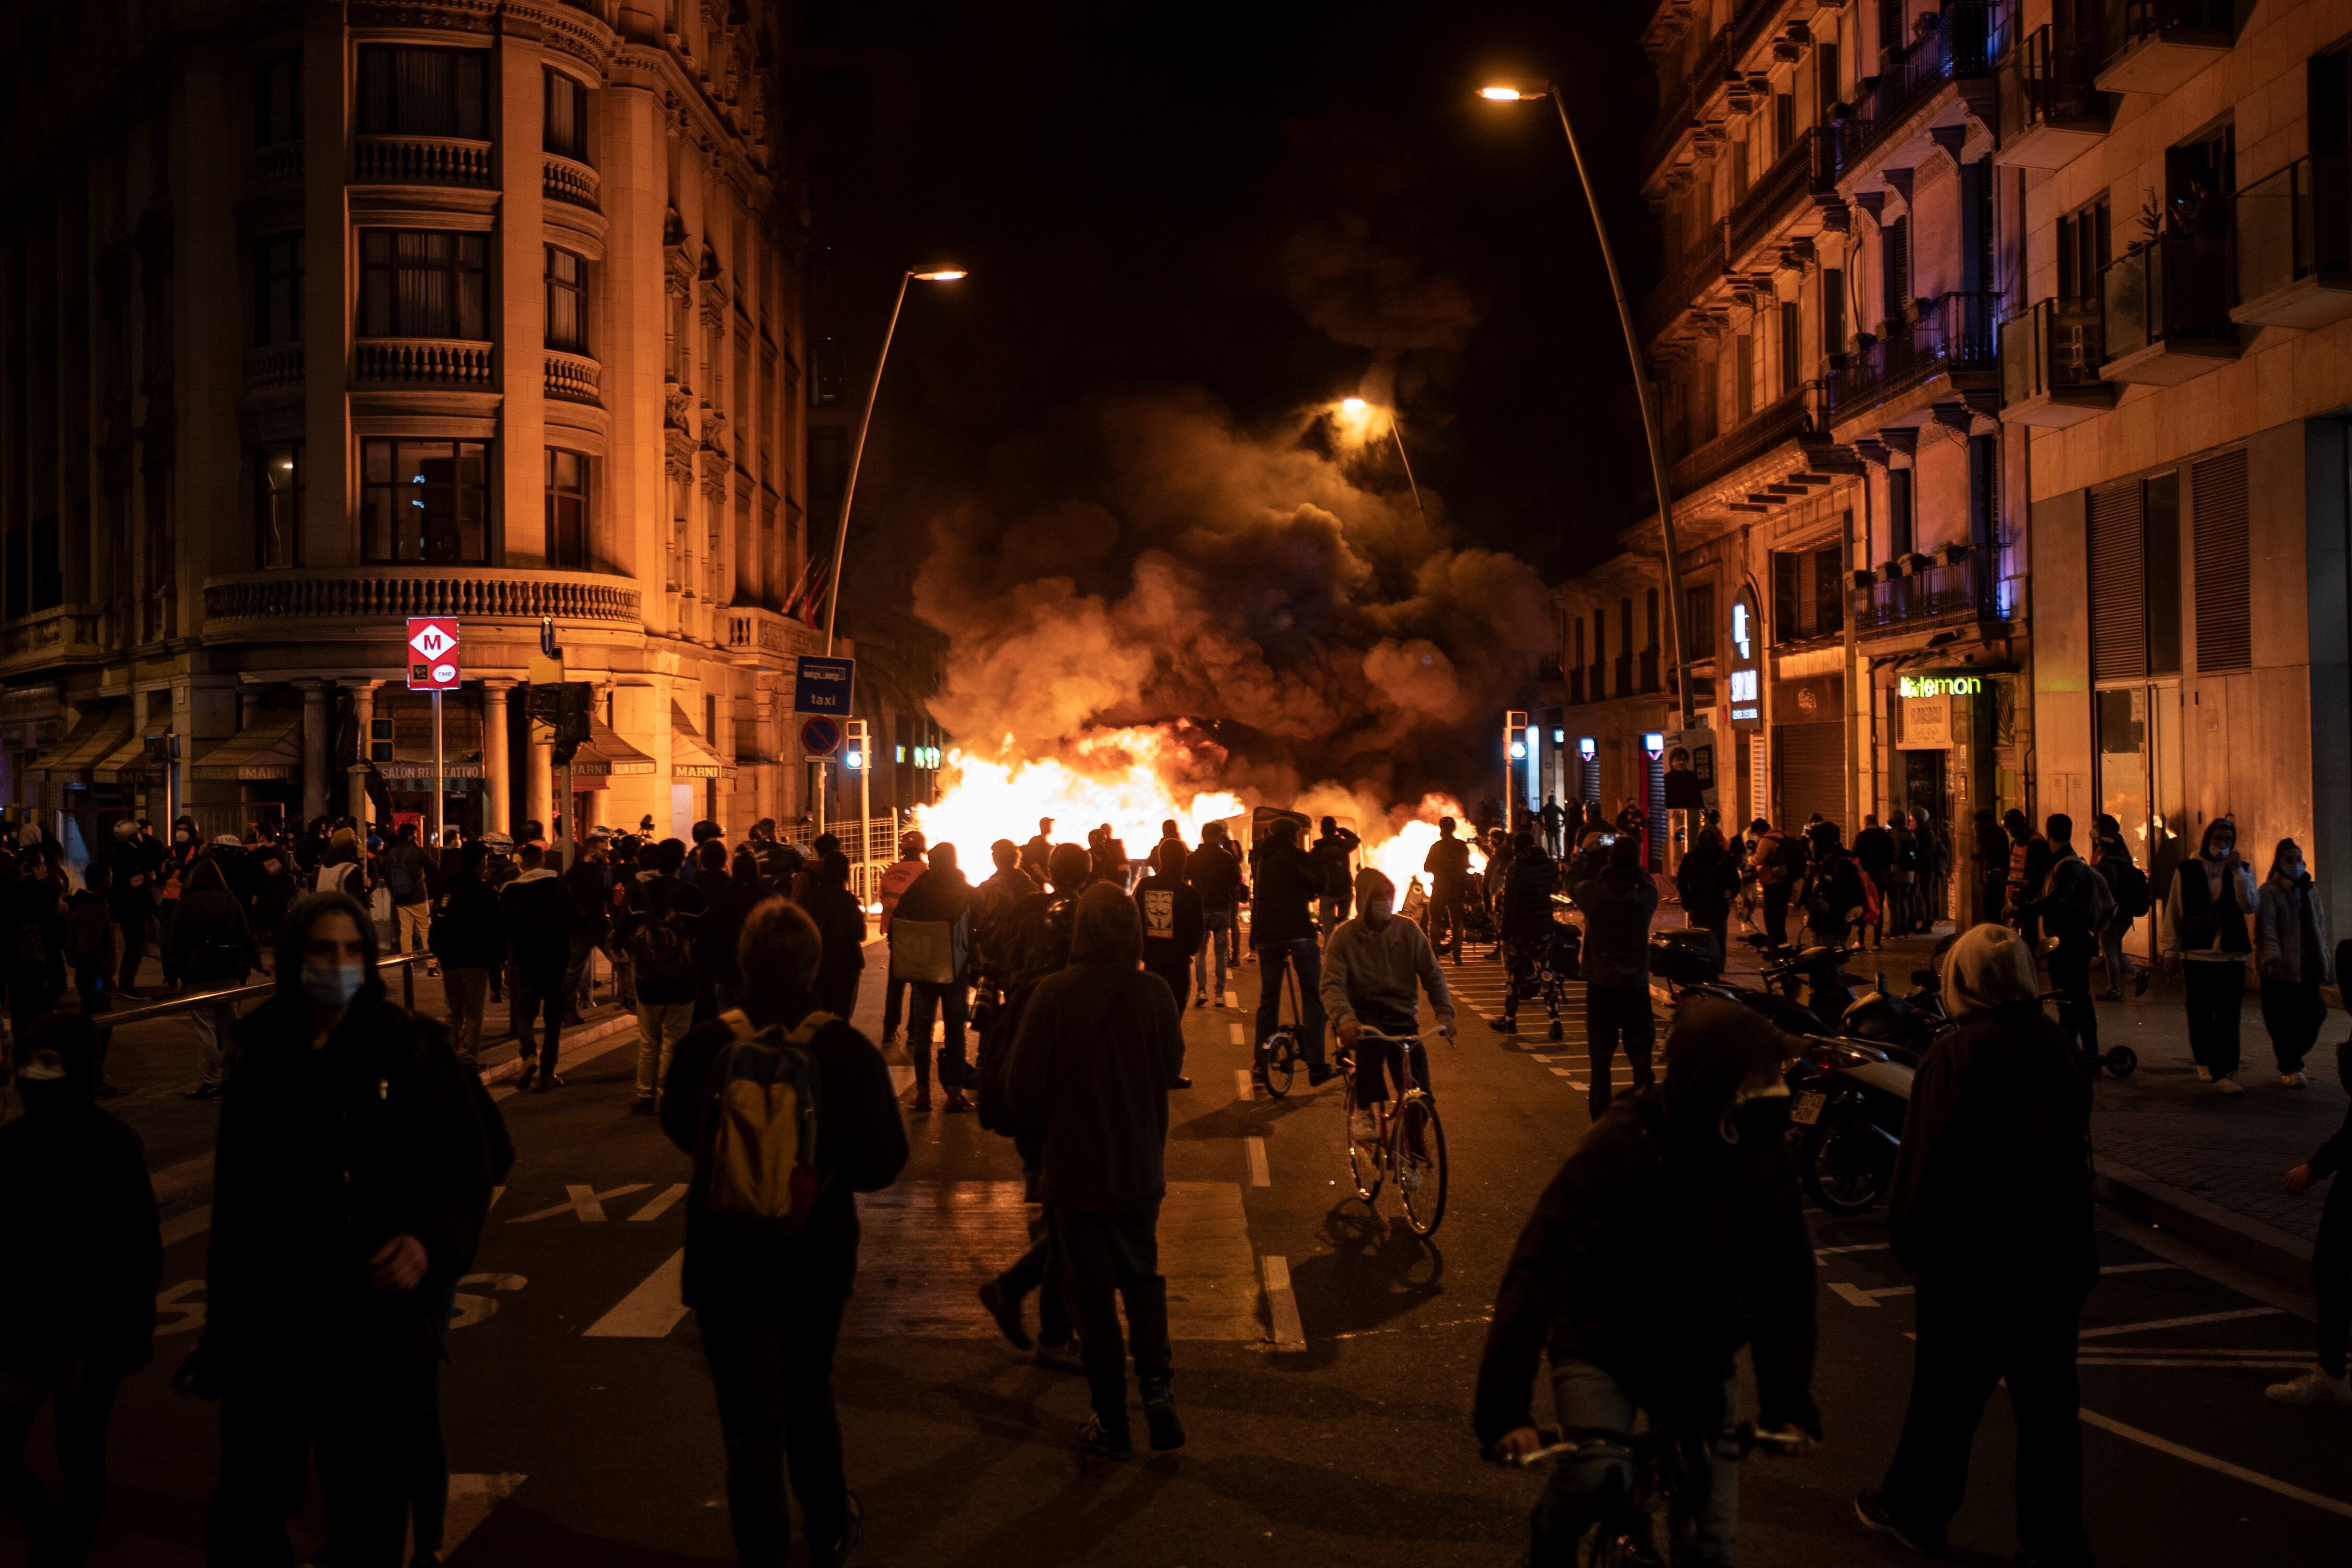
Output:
top-left (1426, 886), bottom-right (1468, 959)
top-left (2047, 946), bottom-right (2100, 1064)
top-left (636, 999), bottom-right (696, 1101)
top-left (563, 931), bottom-right (604, 1014)
top-left (699, 1289), bottom-right (855, 1565)
top-left (514, 973), bottom-right (566, 1075)
top-left (1051, 1205), bottom-right (1173, 1443)
top-left (880, 974), bottom-right (910, 1040)
top-left (2183, 959), bottom-right (2245, 1078)
top-left (1532, 1361), bottom-right (1737, 1568)
top-left (1194, 910), bottom-right (1236, 1000)
top-left (2099, 924), bottom-right (2136, 994)
top-left (1584, 983), bottom-right (1655, 1121)
top-left (2260, 976), bottom-right (2326, 1074)
top-left (1254, 936), bottom-right (1327, 1066)
top-left (394, 901), bottom-right (431, 956)
top-left (190, 999), bottom-right (241, 1088)
top-left (0, 1358), bottom-right (121, 1568)
top-left (74, 966), bottom-right (112, 1083)
top-left (907, 982), bottom-right (969, 1095)
top-left (1881, 1277), bottom-right (2092, 1567)
top-left (117, 923), bottom-right (146, 993)
top-left (440, 967), bottom-right (491, 1064)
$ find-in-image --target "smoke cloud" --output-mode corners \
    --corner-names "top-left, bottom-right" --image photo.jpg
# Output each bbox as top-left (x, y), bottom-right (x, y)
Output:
top-left (911, 387), bottom-right (1553, 806)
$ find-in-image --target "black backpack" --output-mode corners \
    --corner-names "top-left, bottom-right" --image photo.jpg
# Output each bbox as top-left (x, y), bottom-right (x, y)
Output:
top-left (2109, 860), bottom-right (2152, 919)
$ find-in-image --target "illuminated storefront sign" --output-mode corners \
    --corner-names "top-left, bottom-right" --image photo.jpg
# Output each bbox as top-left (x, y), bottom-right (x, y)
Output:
top-left (1727, 587), bottom-right (1763, 728)
top-left (1898, 673), bottom-right (1984, 699)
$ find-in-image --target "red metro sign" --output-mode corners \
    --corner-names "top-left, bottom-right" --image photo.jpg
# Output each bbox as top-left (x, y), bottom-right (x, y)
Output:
top-left (408, 618), bottom-right (462, 691)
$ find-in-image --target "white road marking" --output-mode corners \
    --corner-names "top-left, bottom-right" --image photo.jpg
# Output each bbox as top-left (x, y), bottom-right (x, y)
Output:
top-left (160, 1205), bottom-right (211, 1247)
top-left (1247, 1136), bottom-right (1271, 1186)
top-left (439, 1472), bottom-right (527, 1554)
top-left (2100, 1261), bottom-right (2180, 1275)
top-left (510, 1182), bottom-right (653, 1224)
top-left (449, 1273), bottom-right (528, 1330)
top-left (1227, 1022), bottom-right (1246, 1045)
top-left (2080, 1405), bottom-right (2352, 1520)
top-left (1235, 1069), bottom-right (1255, 1101)
top-left (1225, 988), bottom-right (1239, 1008)
top-left (582, 1248), bottom-right (689, 1338)
top-left (1548, 1067), bottom-right (1575, 1078)
top-left (154, 1280), bottom-right (207, 1336)
top-left (1261, 1254), bottom-right (1307, 1350)
top-left (1829, 1282), bottom-right (1915, 1307)
top-left (631, 1183), bottom-right (690, 1222)
top-left (2077, 1307), bottom-right (2284, 1340)
top-left (488, 1184), bottom-right (506, 1213)
top-left (2078, 1346), bottom-right (2304, 1358)
top-left (149, 1152), bottom-right (215, 1201)
top-left (1813, 1242), bottom-right (1891, 1258)
top-left (2080, 1356), bottom-right (2311, 1368)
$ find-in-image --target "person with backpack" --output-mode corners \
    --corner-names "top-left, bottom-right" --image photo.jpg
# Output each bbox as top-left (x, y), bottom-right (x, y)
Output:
top-left (660, 897), bottom-right (907, 1568)
top-left (1001, 883), bottom-right (1187, 1459)
top-left (1750, 818), bottom-right (1796, 945)
top-left (2164, 817), bottom-right (2261, 1095)
top-left (874, 832), bottom-right (929, 1048)
top-left (501, 841), bottom-right (576, 1094)
top-left (619, 838), bottom-right (707, 1114)
top-left (1184, 822), bottom-right (1244, 1008)
top-left (428, 841), bottom-right (508, 1068)
top-left (890, 842), bottom-right (977, 1114)
top-left (381, 822), bottom-right (434, 958)
top-left (1134, 841), bottom-right (1204, 1088)
top-left (2256, 838), bottom-right (2332, 1089)
top-left (695, 847), bottom-right (766, 1024)
top-left (2024, 817), bottom-right (2114, 1077)
top-left (166, 858), bottom-right (259, 1101)
top-left (2090, 814), bottom-right (2152, 999)
top-left (561, 832), bottom-right (614, 1021)
top-left (1800, 823), bottom-right (1868, 949)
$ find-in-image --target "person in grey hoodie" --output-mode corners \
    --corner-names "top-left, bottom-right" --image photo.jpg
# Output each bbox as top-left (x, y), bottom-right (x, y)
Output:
top-left (1569, 834), bottom-right (1661, 1121)
top-left (2255, 837), bottom-right (2332, 1088)
top-left (1321, 868), bottom-right (1455, 1144)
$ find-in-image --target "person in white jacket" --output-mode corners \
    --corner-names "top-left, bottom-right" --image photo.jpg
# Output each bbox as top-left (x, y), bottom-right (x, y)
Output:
top-left (2162, 817), bottom-right (2261, 1095)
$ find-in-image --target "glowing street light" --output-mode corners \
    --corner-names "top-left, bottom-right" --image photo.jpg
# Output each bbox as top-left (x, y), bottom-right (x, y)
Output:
top-left (1480, 76), bottom-right (1694, 731)
top-left (1331, 396), bottom-right (1429, 525)
top-left (821, 265), bottom-right (969, 653)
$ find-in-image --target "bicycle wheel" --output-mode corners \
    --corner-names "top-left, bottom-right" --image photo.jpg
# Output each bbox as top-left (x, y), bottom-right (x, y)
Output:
top-left (1394, 1092), bottom-right (1448, 1236)
top-left (1343, 1069), bottom-right (1382, 1204)
top-left (1261, 1030), bottom-right (1296, 1099)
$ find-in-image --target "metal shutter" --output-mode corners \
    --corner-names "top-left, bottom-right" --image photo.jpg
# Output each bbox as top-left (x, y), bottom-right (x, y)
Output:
top-left (2089, 480), bottom-right (2147, 682)
top-left (2192, 448), bottom-right (2251, 672)
top-left (1773, 720), bottom-right (1846, 834)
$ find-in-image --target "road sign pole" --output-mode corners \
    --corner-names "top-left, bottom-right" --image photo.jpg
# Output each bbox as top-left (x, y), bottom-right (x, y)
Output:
top-left (431, 689), bottom-right (445, 851)
top-left (559, 759), bottom-right (573, 869)
top-left (858, 726), bottom-right (872, 907)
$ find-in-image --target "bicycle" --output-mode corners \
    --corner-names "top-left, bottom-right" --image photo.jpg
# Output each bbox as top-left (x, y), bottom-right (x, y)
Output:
top-left (1500, 1420), bottom-right (1811, 1566)
top-left (1256, 963), bottom-right (1309, 1099)
top-left (1337, 1027), bottom-right (1451, 1236)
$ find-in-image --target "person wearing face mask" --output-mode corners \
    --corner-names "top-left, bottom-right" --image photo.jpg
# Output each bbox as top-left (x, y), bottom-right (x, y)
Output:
top-left (2255, 838), bottom-right (2331, 1088)
top-left (2162, 816), bottom-right (2260, 1094)
top-left (0, 1013), bottom-right (161, 1567)
top-left (1475, 997), bottom-right (1818, 1566)
top-left (1321, 867), bottom-right (1454, 1147)
top-left (184, 892), bottom-right (499, 1568)
top-left (1856, 923), bottom-right (2095, 1566)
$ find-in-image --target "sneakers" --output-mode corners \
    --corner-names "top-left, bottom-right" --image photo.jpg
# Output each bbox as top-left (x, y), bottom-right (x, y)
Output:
top-left (1488, 1016), bottom-right (1515, 1033)
top-left (1141, 1377), bottom-right (1186, 1451)
top-left (2215, 1076), bottom-right (2244, 1096)
top-left (1348, 1106), bottom-right (1379, 1143)
top-left (2264, 1367), bottom-right (2352, 1405)
top-left (911, 1091), bottom-right (932, 1113)
top-left (1852, 1487), bottom-right (1943, 1556)
top-left (943, 1091), bottom-right (973, 1113)
top-left (1073, 1414), bottom-right (1133, 1460)
top-left (1194, 993), bottom-right (1209, 1009)
top-left (977, 1280), bottom-right (1031, 1351)
top-left (813, 1490), bottom-right (863, 1568)
top-left (515, 1063), bottom-right (538, 1093)
top-left (534, 1071), bottom-right (567, 1093)
top-left (629, 1098), bottom-right (658, 1117)
top-left (1034, 1332), bottom-right (1083, 1373)
top-left (2283, 1071), bottom-right (2308, 1088)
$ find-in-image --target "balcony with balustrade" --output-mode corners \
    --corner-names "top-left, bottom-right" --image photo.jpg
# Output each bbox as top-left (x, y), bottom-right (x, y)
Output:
top-left (1640, 223), bottom-right (1730, 344)
top-left (2233, 155), bottom-right (2352, 331)
top-left (2095, 0), bottom-right (2247, 97)
top-left (1821, 291), bottom-right (2001, 437)
top-left (543, 154), bottom-right (599, 210)
top-left (1824, 3), bottom-right (1997, 191)
top-left (2100, 230), bottom-right (2238, 385)
top-left (1996, 22), bottom-right (2113, 170)
top-left (1849, 549), bottom-right (1999, 643)
top-left (545, 350), bottom-right (601, 405)
top-left (202, 567), bottom-right (642, 645)
top-left (244, 342), bottom-right (304, 402)
top-left (352, 135), bottom-right (495, 188)
top-left (2000, 298), bottom-right (2116, 426)
top-left (353, 339), bottom-right (497, 389)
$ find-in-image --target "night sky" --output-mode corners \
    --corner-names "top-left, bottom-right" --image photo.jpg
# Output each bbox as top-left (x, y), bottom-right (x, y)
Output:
top-left (791, 1), bottom-right (1657, 775)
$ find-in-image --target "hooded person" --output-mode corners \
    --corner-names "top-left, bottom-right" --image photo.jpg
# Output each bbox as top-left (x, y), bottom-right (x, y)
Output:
top-left (2254, 837), bottom-right (2332, 1088)
top-left (1475, 997), bottom-right (1818, 1566)
top-left (187, 891), bottom-right (499, 1568)
top-left (1565, 833), bottom-right (1661, 1118)
top-left (2161, 815), bottom-right (2260, 1092)
top-left (1321, 867), bottom-right (1455, 1143)
top-left (1857, 923), bottom-right (2095, 1567)
top-left (1132, 840), bottom-right (1204, 1086)
top-left (0, 1013), bottom-right (162, 1566)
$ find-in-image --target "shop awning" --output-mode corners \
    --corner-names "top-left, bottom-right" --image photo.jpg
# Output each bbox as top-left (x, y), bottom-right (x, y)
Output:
top-left (191, 711), bottom-right (305, 782)
top-left (32, 708), bottom-right (132, 780)
top-left (671, 704), bottom-right (722, 779)
top-left (567, 717), bottom-right (658, 786)
top-left (378, 750), bottom-right (487, 781)
top-left (96, 729), bottom-right (166, 785)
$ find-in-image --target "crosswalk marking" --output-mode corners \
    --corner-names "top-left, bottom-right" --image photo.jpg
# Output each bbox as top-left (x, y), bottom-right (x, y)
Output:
top-left (2077, 1307), bottom-right (2284, 1340)
top-left (510, 1182), bottom-right (652, 1224)
top-left (582, 1249), bottom-right (688, 1338)
top-left (630, 1183), bottom-right (690, 1222)
top-left (1830, 1282), bottom-right (1915, 1307)
top-left (160, 1205), bottom-right (212, 1247)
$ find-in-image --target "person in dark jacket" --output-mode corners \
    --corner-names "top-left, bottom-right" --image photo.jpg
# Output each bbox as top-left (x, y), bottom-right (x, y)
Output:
top-left (1491, 831), bottom-right (1558, 1033)
top-left (1019, 817), bottom-right (1056, 886)
top-left (1133, 841), bottom-right (1204, 1087)
top-left (1567, 835), bottom-right (1661, 1119)
top-left (247, 841), bottom-right (300, 966)
top-left (1309, 817), bottom-right (1361, 935)
top-left (1475, 998), bottom-right (1819, 1565)
top-left (1422, 817), bottom-right (1473, 962)
top-left (2268, 954), bottom-right (2352, 1405)
top-left (501, 843), bottom-right (575, 1093)
top-left (1250, 818), bottom-right (1330, 1085)
top-left (561, 835), bottom-right (614, 1021)
top-left (1001, 883), bottom-right (1187, 1459)
top-left (1857, 923), bottom-right (2095, 1567)
top-left (2026, 831), bottom-right (2113, 1077)
top-left (2162, 816), bottom-right (2260, 1094)
top-left (1185, 822), bottom-right (1245, 1007)
top-left (695, 848), bottom-right (765, 1022)
top-left (2254, 838), bottom-right (2331, 1088)
top-left (1853, 815), bottom-right (1896, 951)
top-left (971, 839), bottom-right (1039, 995)
top-left (800, 851), bottom-right (867, 1019)
top-left (893, 842), bottom-right (976, 1113)
top-left (168, 857), bottom-right (260, 1101)
top-left (620, 840), bottom-right (707, 1112)
top-left (2002, 808), bottom-right (2053, 946)
top-left (1800, 823), bottom-right (1868, 948)
top-left (661, 897), bottom-right (907, 1568)
top-left (0, 1013), bottom-right (161, 1566)
top-left (428, 841), bottom-right (506, 1067)
top-left (189, 892), bottom-right (495, 1568)
top-left (103, 822), bottom-right (157, 996)
top-left (1675, 825), bottom-right (1740, 963)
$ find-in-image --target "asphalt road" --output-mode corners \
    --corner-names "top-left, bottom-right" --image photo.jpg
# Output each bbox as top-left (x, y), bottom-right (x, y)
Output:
top-left (21, 943), bottom-right (2352, 1566)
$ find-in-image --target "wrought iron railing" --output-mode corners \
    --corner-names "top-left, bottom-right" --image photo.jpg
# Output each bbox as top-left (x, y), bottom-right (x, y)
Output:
top-left (1850, 552), bottom-right (1994, 633)
top-left (1824, 291), bottom-right (2000, 423)
top-left (1668, 388), bottom-right (1812, 498)
top-left (1823, 3), bottom-right (1996, 182)
top-left (1999, 22), bottom-right (2111, 144)
top-left (2101, 0), bottom-right (2244, 63)
top-left (1640, 222), bottom-right (1730, 342)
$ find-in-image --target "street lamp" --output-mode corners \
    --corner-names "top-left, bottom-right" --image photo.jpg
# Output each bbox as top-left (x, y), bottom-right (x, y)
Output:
top-left (821, 266), bottom-right (968, 654)
top-left (1481, 77), bottom-right (1695, 732)
top-left (1334, 397), bottom-right (1430, 525)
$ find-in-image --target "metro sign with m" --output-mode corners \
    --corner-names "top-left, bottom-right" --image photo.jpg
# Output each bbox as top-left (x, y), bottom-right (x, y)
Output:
top-left (408, 618), bottom-right (462, 691)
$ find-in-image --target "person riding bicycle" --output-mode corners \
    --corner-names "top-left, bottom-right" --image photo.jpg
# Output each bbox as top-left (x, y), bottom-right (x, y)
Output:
top-left (1320, 869), bottom-right (1455, 1145)
top-left (1475, 997), bottom-right (1820, 1567)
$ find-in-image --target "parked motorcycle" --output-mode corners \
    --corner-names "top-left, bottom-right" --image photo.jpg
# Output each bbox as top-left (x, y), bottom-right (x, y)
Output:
top-left (1788, 1031), bottom-right (1919, 1215)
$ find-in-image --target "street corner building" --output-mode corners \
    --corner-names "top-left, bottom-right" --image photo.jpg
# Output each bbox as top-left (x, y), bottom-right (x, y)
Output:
top-left (0, 0), bottom-right (837, 859)
top-left (1554, 0), bottom-right (2352, 963)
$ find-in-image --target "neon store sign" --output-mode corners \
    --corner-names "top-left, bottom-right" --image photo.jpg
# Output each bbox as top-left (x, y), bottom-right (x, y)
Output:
top-left (1898, 674), bottom-right (1984, 699)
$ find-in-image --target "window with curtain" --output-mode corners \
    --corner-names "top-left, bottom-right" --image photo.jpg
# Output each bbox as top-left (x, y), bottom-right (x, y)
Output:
top-left (356, 45), bottom-right (488, 139)
top-left (362, 439), bottom-right (490, 564)
top-left (546, 449), bottom-right (590, 568)
top-left (546, 248), bottom-right (588, 352)
top-left (359, 231), bottom-right (487, 340)
top-left (256, 444), bottom-right (302, 569)
top-left (255, 51), bottom-right (301, 146)
top-left (254, 235), bottom-right (302, 347)
top-left (544, 69), bottom-right (588, 159)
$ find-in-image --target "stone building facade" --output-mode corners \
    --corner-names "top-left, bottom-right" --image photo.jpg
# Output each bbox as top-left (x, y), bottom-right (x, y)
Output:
top-left (0, 0), bottom-right (825, 866)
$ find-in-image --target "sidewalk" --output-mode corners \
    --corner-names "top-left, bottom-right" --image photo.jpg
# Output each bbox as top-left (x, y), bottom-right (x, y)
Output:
top-left (1692, 915), bottom-right (2348, 1288)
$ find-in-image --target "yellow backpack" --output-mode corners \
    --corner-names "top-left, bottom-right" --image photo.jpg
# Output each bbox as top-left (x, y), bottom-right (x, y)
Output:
top-left (692, 1009), bottom-right (833, 1232)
